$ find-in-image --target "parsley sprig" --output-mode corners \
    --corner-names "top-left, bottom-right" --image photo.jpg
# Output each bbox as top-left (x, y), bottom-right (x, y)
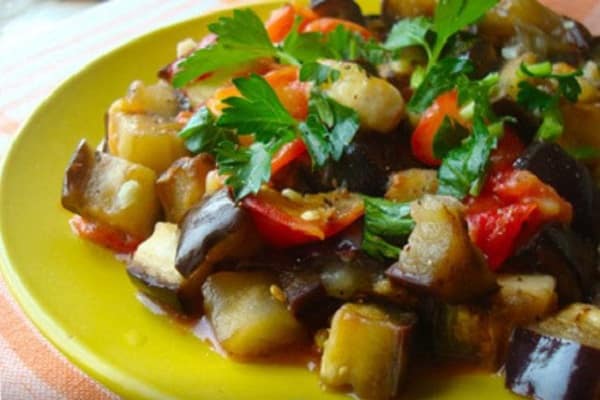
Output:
top-left (173, 9), bottom-right (392, 88)
top-left (179, 74), bottom-right (359, 200)
top-left (361, 197), bottom-right (414, 260)
top-left (516, 62), bottom-right (582, 141)
top-left (385, 0), bottom-right (498, 73)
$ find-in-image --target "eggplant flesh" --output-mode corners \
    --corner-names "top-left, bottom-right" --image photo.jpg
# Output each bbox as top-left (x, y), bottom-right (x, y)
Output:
top-left (505, 303), bottom-right (600, 400)
top-left (175, 188), bottom-right (261, 278)
top-left (514, 141), bottom-right (600, 243)
top-left (387, 195), bottom-right (497, 303)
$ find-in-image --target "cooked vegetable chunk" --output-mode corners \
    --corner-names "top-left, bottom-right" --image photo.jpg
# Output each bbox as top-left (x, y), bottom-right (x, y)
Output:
top-left (385, 169), bottom-right (438, 202)
top-left (320, 303), bottom-right (415, 400)
top-left (62, 140), bottom-right (160, 238)
top-left (127, 223), bottom-right (186, 311)
top-left (310, 0), bottom-right (365, 24)
top-left (480, 0), bottom-right (592, 61)
top-left (381, 0), bottom-right (436, 24)
top-left (175, 188), bottom-right (261, 282)
top-left (514, 141), bottom-right (600, 242)
top-left (202, 271), bottom-right (306, 357)
top-left (432, 274), bottom-right (557, 367)
top-left (387, 195), bottom-right (497, 303)
top-left (510, 223), bottom-right (599, 304)
top-left (155, 154), bottom-right (215, 223)
top-left (322, 61), bottom-right (405, 134)
top-left (505, 303), bottom-right (600, 400)
top-left (107, 80), bottom-right (188, 173)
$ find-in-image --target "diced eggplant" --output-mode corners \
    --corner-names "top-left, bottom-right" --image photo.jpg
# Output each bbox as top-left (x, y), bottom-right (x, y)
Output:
top-left (175, 188), bottom-right (261, 284)
top-left (303, 131), bottom-right (416, 196)
top-left (505, 303), bottom-right (600, 400)
top-left (479, 0), bottom-right (592, 62)
top-left (320, 303), bottom-right (416, 400)
top-left (310, 0), bottom-right (365, 25)
top-left (321, 61), bottom-right (405, 134)
top-left (385, 168), bottom-right (438, 202)
top-left (492, 96), bottom-right (541, 143)
top-left (442, 32), bottom-right (501, 79)
top-left (61, 140), bottom-right (160, 238)
top-left (155, 154), bottom-right (215, 223)
top-left (509, 223), bottom-right (599, 304)
top-left (202, 271), bottom-right (306, 357)
top-left (381, 0), bottom-right (436, 25)
top-left (431, 274), bottom-right (557, 367)
top-left (127, 223), bottom-right (185, 311)
top-left (278, 269), bottom-right (342, 329)
top-left (387, 195), bottom-right (497, 303)
top-left (514, 141), bottom-right (600, 243)
top-left (107, 80), bottom-right (188, 173)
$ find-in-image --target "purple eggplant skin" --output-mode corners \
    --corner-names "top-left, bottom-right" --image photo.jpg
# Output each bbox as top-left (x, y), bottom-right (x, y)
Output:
top-left (310, 0), bottom-right (365, 25)
top-left (513, 141), bottom-right (600, 243)
top-left (175, 188), bottom-right (261, 277)
top-left (508, 223), bottom-right (599, 304)
top-left (505, 327), bottom-right (600, 400)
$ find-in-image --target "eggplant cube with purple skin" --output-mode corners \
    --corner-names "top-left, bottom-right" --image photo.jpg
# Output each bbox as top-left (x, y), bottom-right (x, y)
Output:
top-left (320, 303), bottom-right (416, 400)
top-left (387, 195), bottom-right (497, 303)
top-left (505, 303), bottom-right (600, 400)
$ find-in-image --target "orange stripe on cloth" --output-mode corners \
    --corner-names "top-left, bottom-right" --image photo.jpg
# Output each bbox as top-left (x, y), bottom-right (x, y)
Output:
top-left (0, 111), bottom-right (20, 136)
top-left (0, 278), bottom-right (117, 400)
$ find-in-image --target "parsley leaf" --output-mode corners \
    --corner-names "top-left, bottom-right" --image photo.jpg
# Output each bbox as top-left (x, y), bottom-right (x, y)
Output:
top-left (299, 90), bottom-right (360, 166)
top-left (216, 141), bottom-right (272, 200)
top-left (438, 116), bottom-right (499, 199)
top-left (516, 81), bottom-right (556, 111)
top-left (384, 17), bottom-right (432, 59)
top-left (299, 62), bottom-right (340, 85)
top-left (520, 62), bottom-right (582, 102)
top-left (516, 63), bottom-right (582, 141)
top-left (326, 25), bottom-right (392, 65)
top-left (361, 197), bottom-right (414, 260)
top-left (178, 107), bottom-right (236, 154)
top-left (217, 74), bottom-right (297, 142)
top-left (432, 116), bottom-right (470, 159)
top-left (173, 9), bottom-right (277, 88)
top-left (280, 20), bottom-right (331, 64)
top-left (408, 57), bottom-right (474, 113)
top-left (431, 0), bottom-right (498, 63)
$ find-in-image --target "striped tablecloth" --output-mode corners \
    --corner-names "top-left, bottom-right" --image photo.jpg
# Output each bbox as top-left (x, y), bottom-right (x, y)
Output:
top-left (0, 0), bottom-right (598, 399)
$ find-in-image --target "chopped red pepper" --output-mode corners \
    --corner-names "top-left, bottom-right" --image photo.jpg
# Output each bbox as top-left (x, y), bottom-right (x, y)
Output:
top-left (69, 215), bottom-right (143, 254)
top-left (411, 90), bottom-right (467, 166)
top-left (465, 133), bottom-right (573, 270)
top-left (302, 17), bottom-right (372, 39)
top-left (242, 187), bottom-right (364, 247)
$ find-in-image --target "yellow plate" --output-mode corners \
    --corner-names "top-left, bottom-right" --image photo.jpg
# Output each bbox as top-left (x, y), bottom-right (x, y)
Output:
top-left (0, 1), bottom-right (514, 398)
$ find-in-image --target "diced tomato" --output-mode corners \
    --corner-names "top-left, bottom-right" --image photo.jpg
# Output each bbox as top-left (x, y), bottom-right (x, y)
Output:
top-left (265, 4), bottom-right (318, 43)
top-left (69, 215), bottom-right (143, 254)
top-left (242, 187), bottom-right (364, 247)
top-left (492, 170), bottom-right (573, 228)
top-left (302, 17), bottom-right (372, 39)
top-left (271, 138), bottom-right (307, 175)
top-left (467, 203), bottom-right (538, 270)
top-left (411, 90), bottom-right (466, 166)
top-left (488, 128), bottom-right (525, 174)
top-left (207, 66), bottom-right (309, 120)
top-left (466, 171), bottom-right (572, 270)
top-left (465, 130), bottom-right (573, 269)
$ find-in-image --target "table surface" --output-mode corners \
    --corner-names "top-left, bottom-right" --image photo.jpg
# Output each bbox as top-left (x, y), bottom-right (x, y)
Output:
top-left (0, 0), bottom-right (598, 398)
